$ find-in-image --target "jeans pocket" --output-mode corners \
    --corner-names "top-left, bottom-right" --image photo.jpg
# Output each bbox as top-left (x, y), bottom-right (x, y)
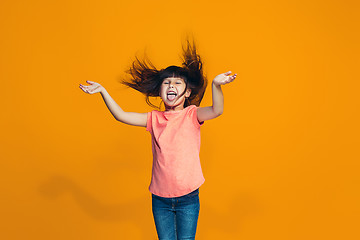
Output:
top-left (184, 189), bottom-right (199, 199)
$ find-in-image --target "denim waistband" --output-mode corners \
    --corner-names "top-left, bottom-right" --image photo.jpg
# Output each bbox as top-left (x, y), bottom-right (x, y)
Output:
top-left (152, 188), bottom-right (199, 199)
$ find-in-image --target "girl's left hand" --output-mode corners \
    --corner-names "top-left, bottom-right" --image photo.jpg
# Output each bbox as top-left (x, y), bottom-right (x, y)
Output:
top-left (213, 71), bottom-right (237, 86)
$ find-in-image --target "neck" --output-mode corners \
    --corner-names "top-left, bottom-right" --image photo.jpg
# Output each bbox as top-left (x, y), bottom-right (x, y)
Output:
top-left (165, 103), bottom-right (187, 112)
top-left (165, 105), bottom-right (184, 112)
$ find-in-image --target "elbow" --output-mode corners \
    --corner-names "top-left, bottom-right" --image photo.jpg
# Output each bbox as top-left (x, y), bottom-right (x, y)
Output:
top-left (212, 106), bottom-right (223, 117)
top-left (114, 115), bottom-right (126, 124)
top-left (214, 109), bottom-right (223, 117)
top-left (114, 111), bottom-right (127, 123)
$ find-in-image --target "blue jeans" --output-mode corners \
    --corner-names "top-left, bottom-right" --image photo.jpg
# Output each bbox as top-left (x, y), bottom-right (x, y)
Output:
top-left (152, 189), bottom-right (200, 240)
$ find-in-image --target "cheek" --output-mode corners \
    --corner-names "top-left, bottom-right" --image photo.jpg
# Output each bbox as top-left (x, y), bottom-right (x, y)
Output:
top-left (159, 86), bottom-right (165, 95)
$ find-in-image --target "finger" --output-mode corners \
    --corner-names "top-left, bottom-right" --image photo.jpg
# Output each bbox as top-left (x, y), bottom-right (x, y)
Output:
top-left (224, 71), bottom-right (232, 75)
top-left (80, 85), bottom-right (90, 92)
top-left (86, 80), bottom-right (95, 84)
top-left (224, 76), bottom-right (235, 84)
top-left (80, 85), bottom-right (88, 90)
top-left (223, 78), bottom-right (230, 84)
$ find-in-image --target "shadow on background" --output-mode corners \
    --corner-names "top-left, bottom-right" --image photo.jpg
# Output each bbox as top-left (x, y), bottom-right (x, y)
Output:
top-left (38, 175), bottom-right (156, 239)
top-left (39, 175), bottom-right (260, 239)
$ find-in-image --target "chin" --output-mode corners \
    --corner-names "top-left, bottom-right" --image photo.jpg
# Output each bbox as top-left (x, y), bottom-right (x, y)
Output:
top-left (164, 101), bottom-right (181, 108)
top-left (165, 102), bottom-right (176, 108)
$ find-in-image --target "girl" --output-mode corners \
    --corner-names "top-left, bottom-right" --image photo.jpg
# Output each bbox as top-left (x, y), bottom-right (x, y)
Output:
top-left (79, 39), bottom-right (236, 240)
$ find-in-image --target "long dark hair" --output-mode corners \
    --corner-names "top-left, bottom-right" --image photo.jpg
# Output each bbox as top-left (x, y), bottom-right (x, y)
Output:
top-left (118, 37), bottom-right (207, 110)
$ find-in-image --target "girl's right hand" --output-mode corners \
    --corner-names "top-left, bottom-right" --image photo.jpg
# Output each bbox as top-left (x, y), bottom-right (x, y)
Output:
top-left (79, 80), bottom-right (104, 94)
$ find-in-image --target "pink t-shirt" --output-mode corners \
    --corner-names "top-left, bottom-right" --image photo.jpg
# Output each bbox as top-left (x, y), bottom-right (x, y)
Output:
top-left (146, 105), bottom-right (205, 198)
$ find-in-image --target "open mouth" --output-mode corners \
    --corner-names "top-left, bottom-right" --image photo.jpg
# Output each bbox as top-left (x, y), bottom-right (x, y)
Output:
top-left (167, 91), bottom-right (177, 101)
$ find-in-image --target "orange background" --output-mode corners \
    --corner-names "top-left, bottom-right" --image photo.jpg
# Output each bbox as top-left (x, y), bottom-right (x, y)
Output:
top-left (1, 0), bottom-right (359, 239)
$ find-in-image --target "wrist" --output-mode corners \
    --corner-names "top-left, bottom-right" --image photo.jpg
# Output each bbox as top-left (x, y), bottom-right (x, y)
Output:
top-left (212, 81), bottom-right (220, 87)
top-left (100, 86), bottom-right (106, 94)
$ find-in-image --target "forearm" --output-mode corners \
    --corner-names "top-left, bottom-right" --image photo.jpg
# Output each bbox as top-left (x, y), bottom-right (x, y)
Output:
top-left (100, 88), bottom-right (126, 121)
top-left (211, 81), bottom-right (224, 115)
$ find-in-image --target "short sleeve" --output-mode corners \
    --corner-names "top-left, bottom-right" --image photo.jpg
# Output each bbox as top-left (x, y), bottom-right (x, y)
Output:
top-left (189, 105), bottom-right (204, 127)
top-left (146, 111), bottom-right (152, 132)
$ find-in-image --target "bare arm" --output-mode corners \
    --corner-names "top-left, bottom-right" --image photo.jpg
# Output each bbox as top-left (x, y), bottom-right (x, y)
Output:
top-left (100, 88), bottom-right (147, 127)
top-left (79, 80), bottom-right (147, 127)
top-left (197, 71), bottom-right (237, 122)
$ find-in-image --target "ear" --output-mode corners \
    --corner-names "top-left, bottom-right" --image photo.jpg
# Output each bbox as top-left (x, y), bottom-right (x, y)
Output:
top-left (185, 88), bottom-right (191, 98)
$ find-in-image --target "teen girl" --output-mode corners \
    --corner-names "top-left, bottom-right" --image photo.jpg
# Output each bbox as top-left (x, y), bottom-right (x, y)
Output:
top-left (79, 39), bottom-right (236, 240)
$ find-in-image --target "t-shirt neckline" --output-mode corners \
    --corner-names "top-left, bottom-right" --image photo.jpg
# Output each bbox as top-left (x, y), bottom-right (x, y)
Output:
top-left (163, 105), bottom-right (192, 115)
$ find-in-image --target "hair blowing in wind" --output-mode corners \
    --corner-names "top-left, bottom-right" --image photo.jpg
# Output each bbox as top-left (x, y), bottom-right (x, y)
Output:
top-left (118, 38), bottom-right (208, 109)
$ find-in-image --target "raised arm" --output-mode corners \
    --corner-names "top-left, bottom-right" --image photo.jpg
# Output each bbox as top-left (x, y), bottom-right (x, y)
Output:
top-left (197, 71), bottom-right (237, 122)
top-left (79, 80), bottom-right (147, 127)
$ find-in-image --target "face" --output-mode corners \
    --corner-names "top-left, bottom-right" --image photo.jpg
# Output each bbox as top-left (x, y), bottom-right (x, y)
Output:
top-left (160, 77), bottom-right (191, 111)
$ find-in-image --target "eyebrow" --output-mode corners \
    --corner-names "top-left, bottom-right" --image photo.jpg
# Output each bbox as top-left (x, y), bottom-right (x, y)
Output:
top-left (164, 79), bottom-right (183, 82)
